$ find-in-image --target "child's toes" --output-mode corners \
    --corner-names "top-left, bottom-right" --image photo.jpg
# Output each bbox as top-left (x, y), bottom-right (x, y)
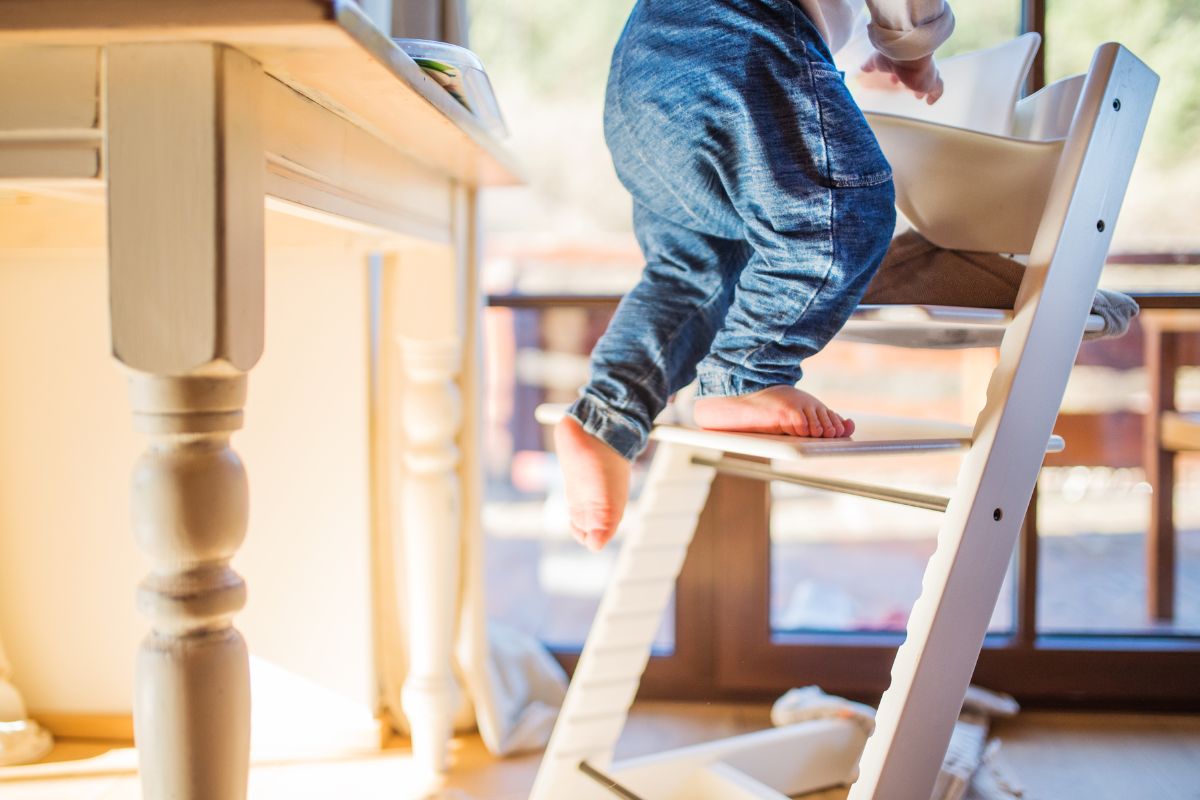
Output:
top-left (803, 407), bottom-right (823, 437)
top-left (783, 411), bottom-right (809, 437)
top-left (816, 407), bottom-right (837, 438)
top-left (827, 411), bottom-right (846, 437)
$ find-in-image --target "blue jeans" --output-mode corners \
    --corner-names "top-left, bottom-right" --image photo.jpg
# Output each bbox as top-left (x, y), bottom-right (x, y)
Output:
top-left (568, 0), bottom-right (896, 459)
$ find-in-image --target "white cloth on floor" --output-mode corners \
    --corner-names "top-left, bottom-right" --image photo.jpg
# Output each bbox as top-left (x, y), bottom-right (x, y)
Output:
top-left (966, 740), bottom-right (1026, 799)
top-left (770, 685), bottom-right (877, 735)
top-left (771, 684), bottom-right (1024, 799)
top-left (474, 624), bottom-right (569, 755)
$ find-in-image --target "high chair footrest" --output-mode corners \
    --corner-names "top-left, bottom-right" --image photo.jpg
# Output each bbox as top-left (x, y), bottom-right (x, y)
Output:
top-left (536, 405), bottom-right (1065, 460)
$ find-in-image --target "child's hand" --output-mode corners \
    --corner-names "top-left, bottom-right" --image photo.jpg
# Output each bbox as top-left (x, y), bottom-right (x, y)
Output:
top-left (860, 51), bottom-right (944, 105)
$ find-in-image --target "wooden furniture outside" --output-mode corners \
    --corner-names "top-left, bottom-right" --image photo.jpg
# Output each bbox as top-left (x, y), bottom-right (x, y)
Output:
top-left (1142, 309), bottom-right (1200, 621)
top-left (0, 1), bottom-right (517, 795)
top-left (1038, 302), bottom-right (1200, 624)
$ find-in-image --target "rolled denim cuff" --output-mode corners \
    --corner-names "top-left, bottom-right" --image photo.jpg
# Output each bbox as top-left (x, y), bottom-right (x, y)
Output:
top-left (694, 366), bottom-right (780, 398)
top-left (566, 393), bottom-right (648, 461)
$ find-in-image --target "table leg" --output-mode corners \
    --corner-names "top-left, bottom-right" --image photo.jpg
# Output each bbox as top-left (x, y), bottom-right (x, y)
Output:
top-left (105, 42), bottom-right (264, 798)
top-left (0, 638), bottom-right (52, 766)
top-left (398, 336), bottom-right (463, 774)
top-left (383, 187), bottom-right (476, 774)
top-left (127, 372), bottom-right (253, 797)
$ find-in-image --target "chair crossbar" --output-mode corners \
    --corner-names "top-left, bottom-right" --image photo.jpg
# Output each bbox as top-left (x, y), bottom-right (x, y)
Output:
top-left (693, 455), bottom-right (950, 511)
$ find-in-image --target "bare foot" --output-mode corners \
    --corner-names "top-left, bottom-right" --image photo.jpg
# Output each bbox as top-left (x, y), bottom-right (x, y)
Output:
top-left (554, 416), bottom-right (632, 551)
top-left (692, 385), bottom-right (855, 438)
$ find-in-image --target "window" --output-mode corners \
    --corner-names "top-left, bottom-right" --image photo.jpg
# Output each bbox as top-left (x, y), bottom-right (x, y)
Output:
top-left (471, 0), bottom-right (1200, 705)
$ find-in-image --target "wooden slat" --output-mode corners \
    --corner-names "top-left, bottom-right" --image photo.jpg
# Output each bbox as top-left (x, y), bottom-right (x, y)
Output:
top-left (1145, 328), bottom-right (1179, 621)
top-left (0, 45), bottom-right (102, 180)
top-left (0, 45), bottom-right (99, 129)
top-left (1161, 411), bottom-right (1200, 452)
top-left (0, 142), bottom-right (100, 179)
top-left (4, 56), bottom-right (461, 242)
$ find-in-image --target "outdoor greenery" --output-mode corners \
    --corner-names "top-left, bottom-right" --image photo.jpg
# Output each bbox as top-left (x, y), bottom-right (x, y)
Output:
top-left (469, 0), bottom-right (634, 98)
top-left (1048, 0), bottom-right (1200, 163)
top-left (469, 0), bottom-right (1199, 251)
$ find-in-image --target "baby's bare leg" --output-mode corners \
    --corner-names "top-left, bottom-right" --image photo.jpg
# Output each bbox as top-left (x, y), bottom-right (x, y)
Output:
top-left (558, 207), bottom-right (750, 551)
top-left (693, 385), bottom-right (855, 438)
top-left (554, 416), bottom-right (631, 551)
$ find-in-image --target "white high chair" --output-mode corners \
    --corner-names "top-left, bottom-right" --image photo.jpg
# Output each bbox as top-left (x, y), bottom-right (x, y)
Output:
top-left (531, 40), bottom-right (1157, 800)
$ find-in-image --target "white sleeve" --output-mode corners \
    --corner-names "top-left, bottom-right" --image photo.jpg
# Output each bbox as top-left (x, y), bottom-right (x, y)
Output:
top-left (865, 0), bottom-right (955, 62)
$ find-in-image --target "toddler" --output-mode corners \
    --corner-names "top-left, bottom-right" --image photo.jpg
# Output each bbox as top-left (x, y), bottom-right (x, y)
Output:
top-left (558, 0), bottom-right (954, 550)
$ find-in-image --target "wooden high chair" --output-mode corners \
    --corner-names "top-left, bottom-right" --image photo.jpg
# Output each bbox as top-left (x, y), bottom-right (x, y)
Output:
top-left (531, 41), bottom-right (1158, 800)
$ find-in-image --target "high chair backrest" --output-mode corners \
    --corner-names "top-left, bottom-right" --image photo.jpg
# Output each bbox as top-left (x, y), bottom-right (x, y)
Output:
top-left (858, 34), bottom-right (1089, 254)
top-left (1013, 73), bottom-right (1087, 140)
top-left (851, 32), bottom-right (1041, 136)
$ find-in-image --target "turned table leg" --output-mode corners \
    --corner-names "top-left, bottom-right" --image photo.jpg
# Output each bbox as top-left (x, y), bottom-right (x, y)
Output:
top-left (383, 187), bottom-right (477, 774)
top-left (128, 372), bottom-right (253, 797)
top-left (398, 337), bottom-right (463, 773)
top-left (0, 638), bottom-right (52, 766)
top-left (105, 42), bottom-right (264, 798)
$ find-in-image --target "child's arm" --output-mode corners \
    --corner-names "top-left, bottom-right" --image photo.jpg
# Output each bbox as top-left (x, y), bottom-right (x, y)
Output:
top-left (860, 0), bottom-right (954, 104)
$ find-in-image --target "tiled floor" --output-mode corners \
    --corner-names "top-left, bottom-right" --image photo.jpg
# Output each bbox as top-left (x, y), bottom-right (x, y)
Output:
top-left (4, 703), bottom-right (1200, 799)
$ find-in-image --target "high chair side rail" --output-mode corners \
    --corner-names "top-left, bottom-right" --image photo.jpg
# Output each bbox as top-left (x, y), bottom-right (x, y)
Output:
top-left (852, 43), bottom-right (1158, 798)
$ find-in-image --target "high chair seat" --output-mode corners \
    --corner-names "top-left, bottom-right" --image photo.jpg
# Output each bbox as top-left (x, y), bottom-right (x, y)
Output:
top-left (842, 304), bottom-right (1105, 348)
top-left (841, 230), bottom-right (1134, 348)
top-left (865, 118), bottom-right (1065, 253)
top-left (849, 32), bottom-right (1090, 253)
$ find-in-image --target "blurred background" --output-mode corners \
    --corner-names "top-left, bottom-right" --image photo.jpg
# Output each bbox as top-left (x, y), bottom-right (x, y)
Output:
top-left (467, 0), bottom-right (1200, 671)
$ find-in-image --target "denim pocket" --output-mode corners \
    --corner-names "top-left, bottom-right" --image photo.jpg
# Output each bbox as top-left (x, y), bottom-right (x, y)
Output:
top-left (808, 61), bottom-right (894, 189)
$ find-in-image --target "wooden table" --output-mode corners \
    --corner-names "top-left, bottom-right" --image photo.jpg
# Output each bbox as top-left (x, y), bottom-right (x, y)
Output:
top-left (0, 2), bottom-right (517, 795)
